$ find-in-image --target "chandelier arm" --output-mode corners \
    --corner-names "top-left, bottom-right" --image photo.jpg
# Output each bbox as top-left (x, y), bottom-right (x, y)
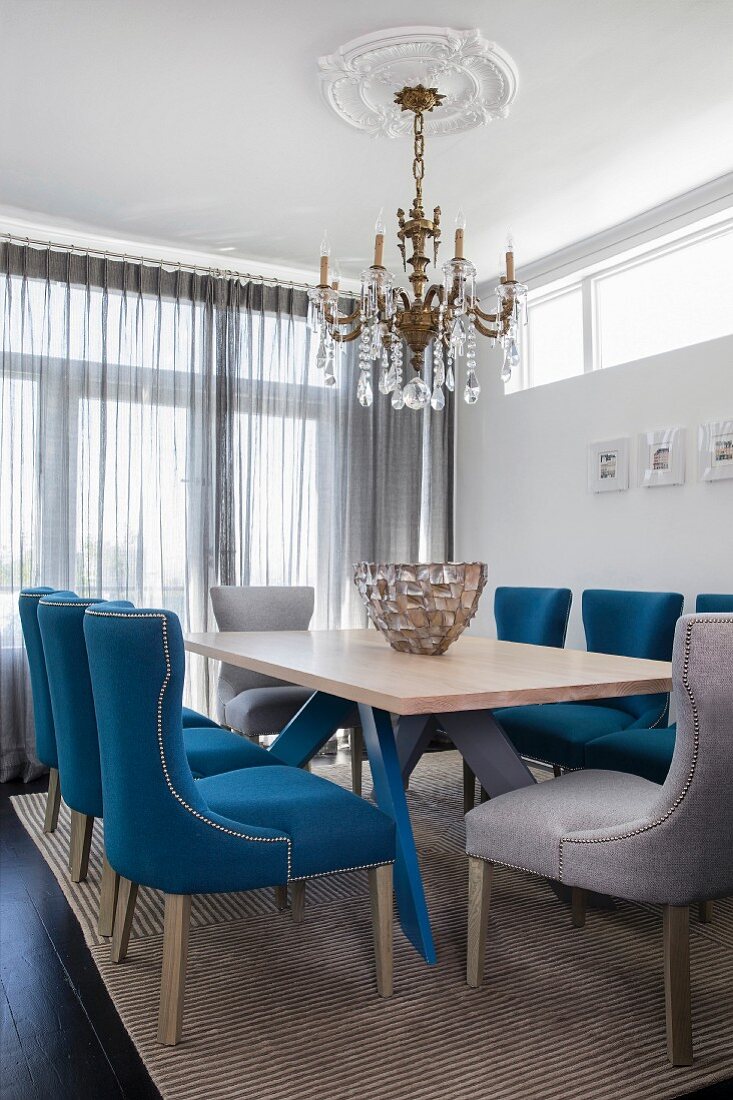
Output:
top-left (470, 303), bottom-right (499, 323)
top-left (473, 318), bottom-right (500, 340)
top-left (325, 305), bottom-right (361, 326)
top-left (331, 326), bottom-right (363, 343)
top-left (396, 289), bottom-right (412, 310)
top-left (424, 284), bottom-right (442, 309)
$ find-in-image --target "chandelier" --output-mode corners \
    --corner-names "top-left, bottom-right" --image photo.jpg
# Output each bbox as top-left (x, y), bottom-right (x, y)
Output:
top-left (308, 84), bottom-right (528, 411)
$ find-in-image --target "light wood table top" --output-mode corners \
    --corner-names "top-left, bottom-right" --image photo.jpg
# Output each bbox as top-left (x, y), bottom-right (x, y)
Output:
top-left (184, 628), bottom-right (673, 716)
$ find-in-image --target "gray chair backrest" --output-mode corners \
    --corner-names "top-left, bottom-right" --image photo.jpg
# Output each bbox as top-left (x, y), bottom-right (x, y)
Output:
top-left (209, 586), bottom-right (315, 702)
top-left (573, 613), bottom-right (733, 904)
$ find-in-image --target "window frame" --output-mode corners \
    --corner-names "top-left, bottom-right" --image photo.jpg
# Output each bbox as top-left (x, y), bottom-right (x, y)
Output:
top-left (523, 215), bottom-right (733, 390)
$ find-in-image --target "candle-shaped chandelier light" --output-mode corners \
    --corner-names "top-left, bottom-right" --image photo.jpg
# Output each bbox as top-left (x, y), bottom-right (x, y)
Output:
top-left (307, 84), bottom-right (528, 410)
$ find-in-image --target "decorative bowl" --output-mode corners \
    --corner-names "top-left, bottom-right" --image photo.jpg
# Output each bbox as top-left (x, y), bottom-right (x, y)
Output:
top-left (353, 561), bottom-right (488, 656)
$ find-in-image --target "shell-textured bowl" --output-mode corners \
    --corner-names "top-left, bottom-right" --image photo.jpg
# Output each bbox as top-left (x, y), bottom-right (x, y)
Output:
top-left (353, 561), bottom-right (488, 656)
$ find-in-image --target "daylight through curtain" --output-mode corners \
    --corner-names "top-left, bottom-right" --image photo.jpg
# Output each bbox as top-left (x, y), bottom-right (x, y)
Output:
top-left (0, 241), bottom-right (453, 780)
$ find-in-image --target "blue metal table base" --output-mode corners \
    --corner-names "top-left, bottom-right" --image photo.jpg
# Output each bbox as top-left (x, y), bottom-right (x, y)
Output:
top-left (270, 692), bottom-right (437, 964)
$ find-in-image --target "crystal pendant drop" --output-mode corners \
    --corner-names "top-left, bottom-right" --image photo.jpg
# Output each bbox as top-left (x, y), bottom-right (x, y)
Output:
top-left (357, 371), bottom-right (373, 407)
top-left (500, 356), bottom-right (512, 383)
top-left (431, 384), bottom-right (445, 411)
top-left (446, 363), bottom-right (455, 392)
top-left (403, 377), bottom-right (431, 410)
top-left (507, 337), bottom-right (520, 367)
top-left (391, 385), bottom-right (405, 410)
top-left (324, 369), bottom-right (337, 387)
top-left (464, 367), bottom-right (480, 405)
top-left (379, 367), bottom-right (393, 395)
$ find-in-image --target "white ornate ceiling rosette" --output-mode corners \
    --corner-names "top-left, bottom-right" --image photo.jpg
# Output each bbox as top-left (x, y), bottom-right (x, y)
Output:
top-left (318, 26), bottom-right (519, 138)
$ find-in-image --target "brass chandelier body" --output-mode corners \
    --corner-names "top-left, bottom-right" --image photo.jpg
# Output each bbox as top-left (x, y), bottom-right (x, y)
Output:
top-left (308, 84), bottom-right (527, 409)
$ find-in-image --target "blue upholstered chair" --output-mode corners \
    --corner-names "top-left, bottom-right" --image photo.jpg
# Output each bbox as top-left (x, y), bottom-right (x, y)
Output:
top-left (83, 605), bottom-right (395, 1044)
top-left (18, 587), bottom-right (62, 832)
top-left (585, 593), bottom-right (733, 790)
top-left (494, 586), bottom-right (573, 648)
top-left (37, 593), bottom-right (288, 933)
top-left (493, 589), bottom-right (683, 771)
top-left (463, 586), bottom-right (574, 811)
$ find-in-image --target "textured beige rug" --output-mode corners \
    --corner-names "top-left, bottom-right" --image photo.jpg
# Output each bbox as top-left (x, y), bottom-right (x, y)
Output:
top-left (11, 752), bottom-right (733, 1100)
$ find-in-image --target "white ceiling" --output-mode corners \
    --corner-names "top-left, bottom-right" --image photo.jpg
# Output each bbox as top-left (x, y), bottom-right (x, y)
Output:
top-left (1, 0), bottom-right (732, 281)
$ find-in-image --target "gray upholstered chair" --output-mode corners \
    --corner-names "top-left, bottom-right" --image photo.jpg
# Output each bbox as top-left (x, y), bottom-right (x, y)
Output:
top-left (210, 586), bottom-right (315, 734)
top-left (465, 612), bottom-right (733, 1066)
top-left (210, 586), bottom-right (364, 793)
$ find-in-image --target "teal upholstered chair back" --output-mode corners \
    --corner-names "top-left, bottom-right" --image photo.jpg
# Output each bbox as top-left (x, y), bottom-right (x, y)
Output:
top-left (83, 606), bottom-right (287, 893)
top-left (18, 587), bottom-right (61, 770)
top-left (582, 589), bottom-right (683, 721)
top-left (37, 593), bottom-right (133, 819)
top-left (696, 593), bottom-right (733, 613)
top-left (494, 587), bottom-right (572, 648)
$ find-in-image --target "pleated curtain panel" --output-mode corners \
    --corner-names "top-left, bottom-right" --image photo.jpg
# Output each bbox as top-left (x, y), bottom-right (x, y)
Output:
top-left (0, 241), bottom-right (454, 781)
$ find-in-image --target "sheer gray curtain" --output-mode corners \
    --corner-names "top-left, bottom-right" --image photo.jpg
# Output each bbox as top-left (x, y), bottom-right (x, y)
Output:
top-left (0, 241), bottom-right (453, 781)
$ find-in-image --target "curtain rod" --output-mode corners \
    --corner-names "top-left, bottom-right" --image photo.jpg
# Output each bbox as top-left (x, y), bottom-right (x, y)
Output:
top-left (1, 231), bottom-right (359, 296)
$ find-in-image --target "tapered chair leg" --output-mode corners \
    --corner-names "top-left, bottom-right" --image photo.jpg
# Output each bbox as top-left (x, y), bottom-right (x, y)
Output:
top-left (369, 864), bottom-right (393, 997)
top-left (571, 887), bottom-right (587, 928)
top-left (110, 877), bottom-right (139, 963)
top-left (69, 811), bottom-right (94, 883)
top-left (664, 904), bottom-right (693, 1065)
top-left (274, 885), bottom-right (288, 910)
top-left (698, 900), bottom-right (714, 923)
top-left (467, 856), bottom-right (493, 988)
top-left (463, 759), bottom-right (476, 814)
top-left (158, 894), bottom-right (191, 1046)
top-left (43, 767), bottom-right (61, 834)
top-left (290, 881), bottom-right (306, 924)
top-left (553, 764), bottom-right (563, 778)
top-left (98, 854), bottom-right (120, 937)
top-left (351, 727), bottom-right (364, 797)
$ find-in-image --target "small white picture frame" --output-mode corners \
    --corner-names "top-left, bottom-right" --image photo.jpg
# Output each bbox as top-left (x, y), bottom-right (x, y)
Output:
top-left (588, 437), bottom-right (629, 493)
top-left (638, 427), bottom-right (685, 488)
top-left (698, 419), bottom-right (733, 482)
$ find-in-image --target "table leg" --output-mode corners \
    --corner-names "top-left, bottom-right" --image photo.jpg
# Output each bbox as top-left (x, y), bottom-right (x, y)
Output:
top-left (358, 704), bottom-right (437, 966)
top-left (270, 691), bottom-right (355, 767)
top-left (437, 709), bottom-right (536, 797)
top-left (394, 714), bottom-right (436, 783)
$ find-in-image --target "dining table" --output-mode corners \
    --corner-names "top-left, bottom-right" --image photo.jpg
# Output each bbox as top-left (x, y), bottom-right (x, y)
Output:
top-left (184, 627), bottom-right (673, 966)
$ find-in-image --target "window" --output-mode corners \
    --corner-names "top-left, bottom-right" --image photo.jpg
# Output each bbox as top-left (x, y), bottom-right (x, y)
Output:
top-left (522, 216), bottom-right (733, 390)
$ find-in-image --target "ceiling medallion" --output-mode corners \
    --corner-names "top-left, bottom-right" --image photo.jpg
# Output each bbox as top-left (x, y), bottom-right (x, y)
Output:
top-left (318, 26), bottom-right (519, 138)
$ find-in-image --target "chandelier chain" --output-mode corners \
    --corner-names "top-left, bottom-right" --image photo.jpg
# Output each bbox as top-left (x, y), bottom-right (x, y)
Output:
top-left (412, 110), bottom-right (425, 209)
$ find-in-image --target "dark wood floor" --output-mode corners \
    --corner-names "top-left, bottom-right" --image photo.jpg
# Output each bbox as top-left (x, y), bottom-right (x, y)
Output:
top-left (1, 772), bottom-right (731, 1100)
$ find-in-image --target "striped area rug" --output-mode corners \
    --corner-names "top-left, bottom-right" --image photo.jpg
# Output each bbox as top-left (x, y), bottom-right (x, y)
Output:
top-left (11, 752), bottom-right (733, 1100)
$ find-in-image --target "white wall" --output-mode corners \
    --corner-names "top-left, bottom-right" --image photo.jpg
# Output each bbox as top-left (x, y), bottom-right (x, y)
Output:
top-left (455, 333), bottom-right (733, 648)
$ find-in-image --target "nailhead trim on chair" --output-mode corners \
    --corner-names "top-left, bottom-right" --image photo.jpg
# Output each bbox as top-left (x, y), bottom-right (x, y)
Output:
top-left (557, 618), bottom-right (726, 879)
top-left (85, 609), bottom-right (394, 883)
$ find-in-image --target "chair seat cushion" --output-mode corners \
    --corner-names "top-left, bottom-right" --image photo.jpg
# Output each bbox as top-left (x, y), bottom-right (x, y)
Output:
top-left (182, 706), bottom-right (219, 729)
top-left (224, 685), bottom-right (315, 736)
top-left (466, 769), bottom-right (661, 881)
top-left (492, 703), bottom-right (637, 769)
top-left (183, 726), bottom-right (283, 778)
top-left (198, 765), bottom-right (395, 879)
top-left (585, 725), bottom-right (676, 784)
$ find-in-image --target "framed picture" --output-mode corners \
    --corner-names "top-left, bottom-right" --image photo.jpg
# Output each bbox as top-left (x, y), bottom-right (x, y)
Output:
top-left (698, 419), bottom-right (733, 482)
top-left (638, 426), bottom-right (685, 488)
top-left (588, 437), bottom-right (629, 493)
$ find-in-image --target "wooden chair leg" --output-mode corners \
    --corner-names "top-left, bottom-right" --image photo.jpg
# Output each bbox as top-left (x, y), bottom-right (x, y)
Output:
top-left (110, 877), bottom-right (139, 963)
top-left (369, 864), bottom-right (393, 997)
top-left (479, 787), bottom-right (489, 803)
top-left (43, 767), bottom-right (61, 833)
top-left (698, 900), bottom-right (714, 923)
top-left (98, 854), bottom-right (120, 938)
top-left (463, 759), bottom-right (476, 814)
top-left (664, 904), bottom-right (693, 1065)
top-left (69, 811), bottom-right (94, 883)
top-left (290, 880), bottom-right (306, 924)
top-left (157, 894), bottom-right (191, 1046)
top-left (351, 727), bottom-right (364, 797)
top-left (553, 764), bottom-right (563, 778)
top-left (274, 885), bottom-right (288, 910)
top-left (467, 857), bottom-right (493, 988)
top-left (571, 887), bottom-right (587, 928)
